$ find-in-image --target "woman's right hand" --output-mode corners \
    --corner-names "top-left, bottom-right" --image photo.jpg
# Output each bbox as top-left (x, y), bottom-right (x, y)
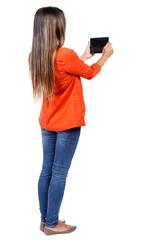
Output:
top-left (102, 42), bottom-right (114, 59)
top-left (96, 42), bottom-right (114, 68)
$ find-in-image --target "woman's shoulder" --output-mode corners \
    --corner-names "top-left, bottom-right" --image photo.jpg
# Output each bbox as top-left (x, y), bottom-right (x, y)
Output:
top-left (57, 47), bottom-right (77, 63)
top-left (57, 47), bottom-right (75, 56)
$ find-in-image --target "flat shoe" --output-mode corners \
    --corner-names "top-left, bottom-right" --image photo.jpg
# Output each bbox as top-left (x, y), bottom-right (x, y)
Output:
top-left (40, 219), bottom-right (65, 232)
top-left (44, 225), bottom-right (77, 235)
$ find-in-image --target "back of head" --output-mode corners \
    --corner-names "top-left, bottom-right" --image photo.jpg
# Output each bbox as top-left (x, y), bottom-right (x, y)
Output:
top-left (28, 6), bottom-right (66, 105)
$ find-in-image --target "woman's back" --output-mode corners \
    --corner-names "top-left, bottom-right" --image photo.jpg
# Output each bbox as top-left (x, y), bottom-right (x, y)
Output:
top-left (38, 47), bottom-right (101, 131)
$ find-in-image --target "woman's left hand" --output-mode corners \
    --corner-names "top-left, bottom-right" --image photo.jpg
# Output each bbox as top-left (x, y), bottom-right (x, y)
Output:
top-left (80, 41), bottom-right (95, 61)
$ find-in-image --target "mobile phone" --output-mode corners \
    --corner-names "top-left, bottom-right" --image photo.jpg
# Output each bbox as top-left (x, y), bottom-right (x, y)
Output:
top-left (90, 37), bottom-right (109, 53)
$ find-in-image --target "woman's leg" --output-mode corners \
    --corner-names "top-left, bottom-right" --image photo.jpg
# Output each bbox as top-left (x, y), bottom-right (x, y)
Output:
top-left (45, 127), bottom-right (81, 228)
top-left (38, 126), bottom-right (57, 223)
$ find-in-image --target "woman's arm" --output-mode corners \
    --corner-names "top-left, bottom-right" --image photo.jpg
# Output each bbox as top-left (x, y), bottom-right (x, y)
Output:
top-left (63, 42), bottom-right (113, 80)
top-left (63, 49), bottom-right (101, 80)
top-left (80, 42), bottom-right (114, 67)
top-left (80, 54), bottom-right (88, 61)
top-left (79, 42), bottom-right (95, 61)
top-left (96, 55), bottom-right (108, 68)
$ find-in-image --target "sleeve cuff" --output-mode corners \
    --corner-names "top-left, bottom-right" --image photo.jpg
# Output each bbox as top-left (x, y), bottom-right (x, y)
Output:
top-left (93, 63), bottom-right (101, 72)
top-left (91, 63), bottom-right (101, 74)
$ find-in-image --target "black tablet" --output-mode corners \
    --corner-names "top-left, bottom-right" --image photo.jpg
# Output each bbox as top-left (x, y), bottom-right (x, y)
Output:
top-left (90, 37), bottom-right (109, 53)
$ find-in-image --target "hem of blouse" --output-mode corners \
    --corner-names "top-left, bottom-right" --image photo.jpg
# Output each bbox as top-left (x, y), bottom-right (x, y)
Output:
top-left (38, 122), bottom-right (86, 132)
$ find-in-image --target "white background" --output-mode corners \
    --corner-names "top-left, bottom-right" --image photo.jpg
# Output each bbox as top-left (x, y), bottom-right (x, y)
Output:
top-left (0, 0), bottom-right (150, 239)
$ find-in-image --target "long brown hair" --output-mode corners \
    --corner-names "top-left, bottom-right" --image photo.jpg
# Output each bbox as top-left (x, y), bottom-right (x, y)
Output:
top-left (28, 6), bottom-right (66, 105)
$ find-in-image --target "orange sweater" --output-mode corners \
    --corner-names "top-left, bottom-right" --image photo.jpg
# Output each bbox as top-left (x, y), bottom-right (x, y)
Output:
top-left (38, 47), bottom-right (101, 131)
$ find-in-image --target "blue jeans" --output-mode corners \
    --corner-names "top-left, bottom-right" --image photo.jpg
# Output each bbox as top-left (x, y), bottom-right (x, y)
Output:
top-left (38, 126), bottom-right (81, 228)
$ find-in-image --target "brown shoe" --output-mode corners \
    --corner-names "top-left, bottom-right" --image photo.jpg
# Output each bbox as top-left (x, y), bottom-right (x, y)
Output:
top-left (40, 219), bottom-right (65, 232)
top-left (44, 225), bottom-right (77, 235)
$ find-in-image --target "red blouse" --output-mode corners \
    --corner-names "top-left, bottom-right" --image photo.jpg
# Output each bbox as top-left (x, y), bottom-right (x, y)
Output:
top-left (38, 47), bottom-right (101, 131)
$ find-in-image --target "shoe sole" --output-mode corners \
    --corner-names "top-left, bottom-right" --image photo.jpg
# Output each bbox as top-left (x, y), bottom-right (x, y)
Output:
top-left (44, 225), bottom-right (77, 235)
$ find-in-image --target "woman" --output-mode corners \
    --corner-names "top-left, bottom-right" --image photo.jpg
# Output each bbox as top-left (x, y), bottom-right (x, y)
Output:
top-left (28, 6), bottom-right (113, 236)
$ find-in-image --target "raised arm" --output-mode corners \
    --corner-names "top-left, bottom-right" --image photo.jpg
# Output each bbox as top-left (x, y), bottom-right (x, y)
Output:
top-left (63, 49), bottom-right (101, 80)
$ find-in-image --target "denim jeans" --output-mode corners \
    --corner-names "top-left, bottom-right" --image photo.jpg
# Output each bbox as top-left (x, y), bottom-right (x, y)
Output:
top-left (38, 126), bottom-right (81, 228)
